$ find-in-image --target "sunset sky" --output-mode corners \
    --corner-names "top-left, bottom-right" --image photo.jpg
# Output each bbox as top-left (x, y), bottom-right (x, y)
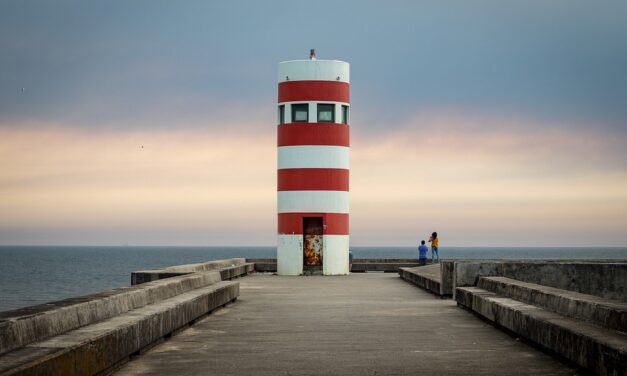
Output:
top-left (1, 1), bottom-right (626, 246)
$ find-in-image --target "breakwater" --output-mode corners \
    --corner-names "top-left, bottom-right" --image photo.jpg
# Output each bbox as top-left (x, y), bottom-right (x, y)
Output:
top-left (3, 246), bottom-right (627, 312)
top-left (0, 258), bottom-right (624, 375)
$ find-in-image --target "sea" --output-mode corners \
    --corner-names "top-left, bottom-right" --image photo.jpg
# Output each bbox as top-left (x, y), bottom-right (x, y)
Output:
top-left (1, 245), bottom-right (626, 312)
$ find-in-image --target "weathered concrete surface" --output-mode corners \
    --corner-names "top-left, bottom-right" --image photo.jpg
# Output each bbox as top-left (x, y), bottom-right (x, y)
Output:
top-left (450, 260), bottom-right (627, 301)
top-left (500, 261), bottom-right (627, 302)
top-left (399, 264), bottom-right (444, 296)
top-left (0, 271), bottom-right (223, 355)
top-left (247, 258), bottom-right (277, 272)
top-left (456, 286), bottom-right (626, 376)
top-left (439, 260), bottom-right (455, 296)
top-left (218, 263), bottom-right (255, 281)
top-left (0, 281), bottom-right (239, 376)
top-left (453, 261), bottom-right (502, 298)
top-left (117, 274), bottom-right (580, 375)
top-left (350, 258), bottom-right (421, 273)
top-left (131, 259), bottom-right (253, 285)
top-left (478, 276), bottom-right (627, 331)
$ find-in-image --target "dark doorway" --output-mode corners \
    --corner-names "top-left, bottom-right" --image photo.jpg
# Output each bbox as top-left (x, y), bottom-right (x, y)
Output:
top-left (303, 217), bottom-right (323, 266)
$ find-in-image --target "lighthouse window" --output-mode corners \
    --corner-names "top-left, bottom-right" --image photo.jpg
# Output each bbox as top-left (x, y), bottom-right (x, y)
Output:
top-left (317, 104), bottom-right (335, 123)
top-left (278, 105), bottom-right (285, 124)
top-left (292, 103), bottom-right (308, 122)
top-left (342, 105), bottom-right (349, 124)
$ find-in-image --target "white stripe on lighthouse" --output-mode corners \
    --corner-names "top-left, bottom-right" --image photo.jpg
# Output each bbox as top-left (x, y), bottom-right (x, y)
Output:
top-left (277, 234), bottom-right (304, 275)
top-left (277, 146), bottom-right (349, 169)
top-left (322, 235), bottom-right (350, 275)
top-left (278, 59), bottom-right (350, 83)
top-left (277, 191), bottom-right (349, 213)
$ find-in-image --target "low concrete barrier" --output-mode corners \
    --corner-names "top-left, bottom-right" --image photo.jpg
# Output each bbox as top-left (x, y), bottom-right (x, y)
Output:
top-left (132, 258), bottom-right (254, 285)
top-left (439, 261), bottom-right (455, 296)
top-left (0, 270), bottom-right (239, 376)
top-left (500, 261), bottom-right (627, 302)
top-left (451, 260), bottom-right (627, 301)
top-left (398, 265), bottom-right (443, 296)
top-left (246, 258), bottom-right (277, 272)
top-left (351, 259), bottom-right (421, 273)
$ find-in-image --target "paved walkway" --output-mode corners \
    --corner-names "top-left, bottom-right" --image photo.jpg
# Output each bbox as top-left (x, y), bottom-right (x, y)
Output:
top-left (116, 274), bottom-right (579, 375)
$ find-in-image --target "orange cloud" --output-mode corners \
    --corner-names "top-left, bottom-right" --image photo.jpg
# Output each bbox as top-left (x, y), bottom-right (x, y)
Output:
top-left (1, 113), bottom-right (626, 246)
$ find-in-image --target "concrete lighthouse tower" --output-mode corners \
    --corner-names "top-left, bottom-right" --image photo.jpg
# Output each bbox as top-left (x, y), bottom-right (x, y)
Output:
top-left (277, 50), bottom-right (350, 276)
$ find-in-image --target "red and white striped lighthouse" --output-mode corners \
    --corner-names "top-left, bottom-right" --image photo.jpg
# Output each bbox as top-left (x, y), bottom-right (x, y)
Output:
top-left (277, 50), bottom-right (350, 275)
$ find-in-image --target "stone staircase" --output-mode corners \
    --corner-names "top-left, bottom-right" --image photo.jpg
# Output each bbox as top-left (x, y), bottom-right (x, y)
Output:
top-left (0, 267), bottom-right (243, 375)
top-left (456, 276), bottom-right (626, 375)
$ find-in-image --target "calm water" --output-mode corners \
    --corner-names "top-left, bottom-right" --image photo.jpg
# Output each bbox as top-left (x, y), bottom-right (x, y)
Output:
top-left (1, 245), bottom-right (626, 312)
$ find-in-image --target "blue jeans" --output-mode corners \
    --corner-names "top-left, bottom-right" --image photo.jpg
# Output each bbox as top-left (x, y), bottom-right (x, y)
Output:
top-left (432, 247), bottom-right (439, 262)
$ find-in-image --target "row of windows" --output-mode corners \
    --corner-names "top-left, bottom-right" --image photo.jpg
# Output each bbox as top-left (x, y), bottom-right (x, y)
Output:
top-left (278, 103), bottom-right (349, 124)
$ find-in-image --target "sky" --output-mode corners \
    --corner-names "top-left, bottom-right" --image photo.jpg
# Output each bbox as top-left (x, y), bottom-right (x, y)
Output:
top-left (1, 1), bottom-right (626, 246)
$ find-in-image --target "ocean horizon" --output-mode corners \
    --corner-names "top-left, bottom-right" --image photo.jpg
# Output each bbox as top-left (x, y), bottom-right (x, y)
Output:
top-left (1, 245), bottom-right (626, 312)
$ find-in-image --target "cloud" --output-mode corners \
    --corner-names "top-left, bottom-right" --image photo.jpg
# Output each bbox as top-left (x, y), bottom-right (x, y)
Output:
top-left (350, 112), bottom-right (627, 245)
top-left (0, 124), bottom-right (276, 239)
top-left (1, 112), bottom-right (626, 246)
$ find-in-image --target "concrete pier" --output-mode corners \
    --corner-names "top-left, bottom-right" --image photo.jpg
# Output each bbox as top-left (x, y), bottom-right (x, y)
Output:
top-left (116, 273), bottom-right (579, 375)
top-left (2, 258), bottom-right (624, 375)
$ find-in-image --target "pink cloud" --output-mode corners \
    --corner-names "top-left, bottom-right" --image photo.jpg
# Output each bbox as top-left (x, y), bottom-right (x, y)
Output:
top-left (1, 112), bottom-right (626, 246)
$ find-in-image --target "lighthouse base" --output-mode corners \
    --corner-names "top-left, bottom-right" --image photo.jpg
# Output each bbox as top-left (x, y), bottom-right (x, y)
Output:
top-left (277, 235), bottom-right (349, 276)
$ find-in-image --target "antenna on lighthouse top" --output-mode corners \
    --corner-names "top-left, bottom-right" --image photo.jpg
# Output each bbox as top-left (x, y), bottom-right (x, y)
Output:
top-left (309, 49), bottom-right (316, 60)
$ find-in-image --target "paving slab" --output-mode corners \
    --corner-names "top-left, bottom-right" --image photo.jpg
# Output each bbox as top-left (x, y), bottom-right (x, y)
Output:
top-left (116, 273), bottom-right (581, 375)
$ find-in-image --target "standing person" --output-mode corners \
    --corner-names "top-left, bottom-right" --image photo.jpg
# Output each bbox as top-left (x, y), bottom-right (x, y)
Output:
top-left (418, 240), bottom-right (429, 266)
top-left (429, 232), bottom-right (439, 263)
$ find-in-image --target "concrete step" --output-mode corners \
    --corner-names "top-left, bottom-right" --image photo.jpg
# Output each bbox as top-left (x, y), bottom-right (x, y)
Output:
top-left (0, 271), bottom-right (223, 355)
top-left (0, 281), bottom-right (239, 376)
top-left (456, 286), bottom-right (627, 376)
top-left (478, 276), bottom-right (626, 332)
top-left (399, 264), bottom-right (444, 296)
top-left (131, 258), bottom-right (254, 285)
top-left (220, 263), bottom-right (255, 280)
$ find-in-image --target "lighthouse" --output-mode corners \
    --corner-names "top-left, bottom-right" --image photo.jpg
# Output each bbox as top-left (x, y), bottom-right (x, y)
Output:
top-left (277, 50), bottom-right (350, 275)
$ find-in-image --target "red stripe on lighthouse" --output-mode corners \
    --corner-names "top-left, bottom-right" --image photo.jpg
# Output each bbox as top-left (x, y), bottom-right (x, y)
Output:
top-left (278, 213), bottom-right (349, 235)
top-left (278, 124), bottom-right (349, 146)
top-left (278, 81), bottom-right (349, 103)
top-left (278, 168), bottom-right (349, 191)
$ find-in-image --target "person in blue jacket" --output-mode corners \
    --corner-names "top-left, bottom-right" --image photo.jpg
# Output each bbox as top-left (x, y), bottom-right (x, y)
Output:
top-left (418, 240), bottom-right (429, 266)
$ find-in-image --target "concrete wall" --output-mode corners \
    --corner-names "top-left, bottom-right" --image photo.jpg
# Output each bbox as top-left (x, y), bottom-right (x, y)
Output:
top-left (500, 261), bottom-right (627, 302)
top-left (449, 260), bottom-right (627, 301)
top-left (247, 258), bottom-right (277, 272)
top-left (439, 261), bottom-right (455, 296)
top-left (351, 259), bottom-right (421, 273)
